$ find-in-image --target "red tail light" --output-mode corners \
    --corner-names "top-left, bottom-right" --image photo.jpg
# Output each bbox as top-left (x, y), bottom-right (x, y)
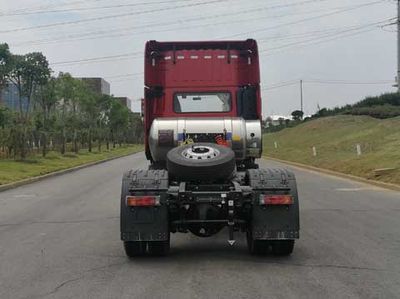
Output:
top-left (259, 194), bottom-right (294, 205)
top-left (126, 195), bottom-right (160, 207)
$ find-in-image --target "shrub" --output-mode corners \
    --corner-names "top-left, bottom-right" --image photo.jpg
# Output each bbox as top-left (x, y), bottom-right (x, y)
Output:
top-left (313, 93), bottom-right (400, 119)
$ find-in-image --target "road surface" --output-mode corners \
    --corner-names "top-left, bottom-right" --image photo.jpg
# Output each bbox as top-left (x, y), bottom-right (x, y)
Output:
top-left (0, 152), bottom-right (399, 299)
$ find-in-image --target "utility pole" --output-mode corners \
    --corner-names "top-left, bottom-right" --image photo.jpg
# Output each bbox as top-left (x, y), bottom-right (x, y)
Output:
top-left (300, 79), bottom-right (304, 113)
top-left (398, 0), bottom-right (400, 92)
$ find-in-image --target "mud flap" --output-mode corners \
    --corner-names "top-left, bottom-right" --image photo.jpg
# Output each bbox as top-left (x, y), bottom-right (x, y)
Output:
top-left (120, 170), bottom-right (169, 242)
top-left (247, 169), bottom-right (300, 240)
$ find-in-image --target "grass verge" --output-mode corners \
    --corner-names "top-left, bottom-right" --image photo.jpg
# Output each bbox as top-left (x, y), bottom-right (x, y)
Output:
top-left (0, 144), bottom-right (143, 185)
top-left (263, 115), bottom-right (400, 185)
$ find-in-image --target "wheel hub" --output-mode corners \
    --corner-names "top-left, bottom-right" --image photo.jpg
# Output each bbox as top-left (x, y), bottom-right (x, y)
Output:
top-left (181, 145), bottom-right (220, 160)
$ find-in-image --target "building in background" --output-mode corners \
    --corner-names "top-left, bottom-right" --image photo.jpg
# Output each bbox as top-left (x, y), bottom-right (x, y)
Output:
top-left (114, 97), bottom-right (132, 110)
top-left (0, 82), bottom-right (28, 111)
top-left (78, 77), bottom-right (110, 95)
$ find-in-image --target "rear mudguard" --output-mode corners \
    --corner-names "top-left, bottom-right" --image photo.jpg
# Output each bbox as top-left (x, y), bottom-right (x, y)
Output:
top-left (247, 169), bottom-right (300, 240)
top-left (120, 170), bottom-right (169, 242)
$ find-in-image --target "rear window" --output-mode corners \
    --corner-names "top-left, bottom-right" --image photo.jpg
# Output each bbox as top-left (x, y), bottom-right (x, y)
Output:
top-left (174, 92), bottom-right (231, 113)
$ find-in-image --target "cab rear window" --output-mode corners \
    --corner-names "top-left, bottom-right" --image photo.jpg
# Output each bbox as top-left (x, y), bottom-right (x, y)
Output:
top-left (174, 92), bottom-right (231, 113)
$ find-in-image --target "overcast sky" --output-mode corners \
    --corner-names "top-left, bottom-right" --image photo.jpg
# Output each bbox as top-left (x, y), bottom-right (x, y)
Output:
top-left (0, 0), bottom-right (396, 116)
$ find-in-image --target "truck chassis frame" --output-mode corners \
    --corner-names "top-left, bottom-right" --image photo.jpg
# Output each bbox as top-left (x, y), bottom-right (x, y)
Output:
top-left (121, 168), bottom-right (299, 256)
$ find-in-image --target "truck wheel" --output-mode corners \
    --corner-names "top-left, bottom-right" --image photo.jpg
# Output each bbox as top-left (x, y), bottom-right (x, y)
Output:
top-left (124, 241), bottom-right (146, 257)
top-left (148, 240), bottom-right (170, 256)
top-left (271, 240), bottom-right (295, 256)
top-left (166, 143), bottom-right (235, 181)
top-left (246, 231), bottom-right (269, 255)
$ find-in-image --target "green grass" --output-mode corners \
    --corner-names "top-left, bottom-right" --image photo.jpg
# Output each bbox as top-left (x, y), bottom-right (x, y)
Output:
top-left (0, 144), bottom-right (144, 185)
top-left (263, 115), bottom-right (400, 185)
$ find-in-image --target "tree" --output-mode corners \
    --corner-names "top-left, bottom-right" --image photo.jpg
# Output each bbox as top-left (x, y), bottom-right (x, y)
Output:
top-left (291, 110), bottom-right (304, 121)
top-left (55, 73), bottom-right (88, 154)
top-left (95, 94), bottom-right (113, 152)
top-left (7, 52), bottom-right (51, 159)
top-left (0, 106), bottom-right (13, 156)
top-left (0, 43), bottom-right (12, 103)
top-left (109, 100), bottom-right (129, 147)
top-left (79, 89), bottom-right (98, 152)
top-left (34, 77), bottom-right (57, 157)
top-left (264, 116), bottom-right (273, 128)
top-left (127, 112), bottom-right (144, 143)
top-left (0, 47), bottom-right (144, 160)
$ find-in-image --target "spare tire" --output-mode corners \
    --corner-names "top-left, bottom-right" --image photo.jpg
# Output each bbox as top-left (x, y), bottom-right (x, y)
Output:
top-left (166, 143), bottom-right (235, 181)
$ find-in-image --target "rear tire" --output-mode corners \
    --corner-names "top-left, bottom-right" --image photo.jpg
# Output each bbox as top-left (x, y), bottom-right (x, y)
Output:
top-left (148, 240), bottom-right (170, 256)
top-left (271, 240), bottom-right (295, 256)
top-left (246, 231), bottom-right (269, 255)
top-left (124, 241), bottom-right (146, 257)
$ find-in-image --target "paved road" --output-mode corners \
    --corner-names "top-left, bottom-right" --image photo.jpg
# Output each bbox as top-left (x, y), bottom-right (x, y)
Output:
top-left (0, 152), bottom-right (399, 299)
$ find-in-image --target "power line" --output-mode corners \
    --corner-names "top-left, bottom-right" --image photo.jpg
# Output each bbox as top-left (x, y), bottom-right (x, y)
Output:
top-left (50, 51), bottom-right (142, 66)
top-left (219, 1), bottom-right (385, 39)
top-left (261, 17), bottom-right (395, 54)
top-left (104, 73), bottom-right (144, 79)
top-left (0, 0), bottom-right (195, 16)
top-left (48, 19), bottom-right (393, 69)
top-left (9, 0), bottom-right (335, 47)
top-left (256, 22), bottom-right (381, 43)
top-left (12, 2), bottom-right (341, 47)
top-left (48, 19), bottom-right (393, 68)
top-left (0, 0), bottom-right (235, 34)
top-left (261, 80), bottom-right (299, 90)
top-left (0, 0), bottom-right (107, 15)
top-left (262, 79), bottom-right (393, 91)
top-left (263, 26), bottom-right (386, 56)
top-left (306, 79), bottom-right (393, 85)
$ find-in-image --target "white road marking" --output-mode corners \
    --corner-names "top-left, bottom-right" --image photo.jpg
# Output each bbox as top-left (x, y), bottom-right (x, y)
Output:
top-left (13, 194), bottom-right (37, 198)
top-left (335, 187), bottom-right (377, 192)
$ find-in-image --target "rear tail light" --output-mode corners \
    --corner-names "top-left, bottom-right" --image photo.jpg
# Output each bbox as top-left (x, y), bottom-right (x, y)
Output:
top-left (259, 194), bottom-right (294, 205)
top-left (126, 195), bottom-right (160, 207)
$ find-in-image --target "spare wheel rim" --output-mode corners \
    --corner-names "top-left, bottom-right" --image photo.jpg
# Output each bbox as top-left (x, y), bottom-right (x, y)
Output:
top-left (181, 145), bottom-right (220, 160)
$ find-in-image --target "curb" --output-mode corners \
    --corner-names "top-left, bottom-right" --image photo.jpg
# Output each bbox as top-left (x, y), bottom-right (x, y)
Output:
top-left (265, 156), bottom-right (400, 192)
top-left (0, 150), bottom-right (142, 192)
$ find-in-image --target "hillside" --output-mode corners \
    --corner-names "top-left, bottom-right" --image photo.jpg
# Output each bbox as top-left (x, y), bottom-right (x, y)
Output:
top-left (263, 115), bottom-right (400, 185)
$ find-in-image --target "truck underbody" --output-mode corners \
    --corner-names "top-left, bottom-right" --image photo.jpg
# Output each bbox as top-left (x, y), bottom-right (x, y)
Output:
top-left (121, 165), bottom-right (299, 256)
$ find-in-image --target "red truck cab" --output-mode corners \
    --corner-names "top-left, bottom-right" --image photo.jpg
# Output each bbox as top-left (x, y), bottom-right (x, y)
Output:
top-left (143, 39), bottom-right (261, 161)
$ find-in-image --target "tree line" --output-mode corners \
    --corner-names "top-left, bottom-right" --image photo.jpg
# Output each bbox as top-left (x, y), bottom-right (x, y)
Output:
top-left (263, 92), bottom-right (400, 133)
top-left (313, 92), bottom-right (400, 119)
top-left (0, 43), bottom-right (143, 160)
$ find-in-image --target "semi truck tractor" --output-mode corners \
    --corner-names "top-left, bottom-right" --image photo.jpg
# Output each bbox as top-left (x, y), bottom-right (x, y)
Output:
top-left (120, 39), bottom-right (300, 257)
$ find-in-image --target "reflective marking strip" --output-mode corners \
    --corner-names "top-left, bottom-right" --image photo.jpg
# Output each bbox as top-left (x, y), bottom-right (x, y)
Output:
top-left (204, 55), bottom-right (212, 59)
top-left (231, 55), bottom-right (238, 59)
top-left (226, 132), bottom-right (232, 140)
top-left (177, 55), bottom-right (184, 59)
top-left (190, 55), bottom-right (198, 59)
top-left (248, 57), bottom-right (251, 64)
top-left (164, 56), bottom-right (171, 60)
top-left (177, 133), bottom-right (184, 141)
top-left (217, 55), bottom-right (225, 59)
